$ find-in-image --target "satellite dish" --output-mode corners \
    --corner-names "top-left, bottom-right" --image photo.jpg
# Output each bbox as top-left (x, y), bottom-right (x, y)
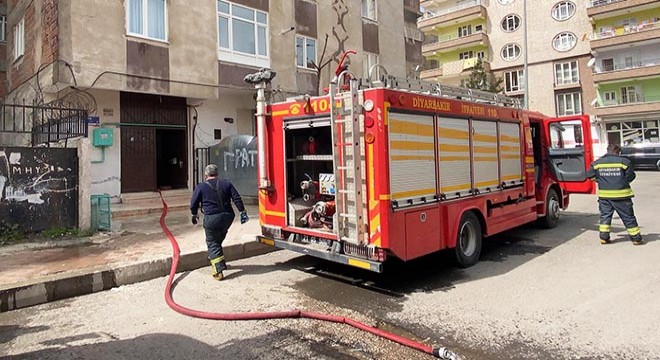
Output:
top-left (587, 58), bottom-right (596, 67)
top-left (590, 98), bottom-right (598, 106)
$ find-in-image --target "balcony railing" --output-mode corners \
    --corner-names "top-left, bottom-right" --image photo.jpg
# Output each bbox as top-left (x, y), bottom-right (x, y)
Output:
top-left (600, 95), bottom-right (660, 107)
top-left (592, 20), bottom-right (660, 40)
top-left (587, 0), bottom-right (625, 8)
top-left (433, 30), bottom-right (485, 43)
top-left (595, 57), bottom-right (660, 73)
top-left (418, 0), bottom-right (482, 22)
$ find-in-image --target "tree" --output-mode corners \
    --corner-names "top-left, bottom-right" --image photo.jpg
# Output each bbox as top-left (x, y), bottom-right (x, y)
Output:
top-left (464, 58), bottom-right (504, 93)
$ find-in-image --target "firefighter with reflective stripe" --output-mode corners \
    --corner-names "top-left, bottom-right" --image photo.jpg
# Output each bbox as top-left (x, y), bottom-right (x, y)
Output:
top-left (586, 144), bottom-right (643, 245)
top-left (190, 164), bottom-right (249, 280)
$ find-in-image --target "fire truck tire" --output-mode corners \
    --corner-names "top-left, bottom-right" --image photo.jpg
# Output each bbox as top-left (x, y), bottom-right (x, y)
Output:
top-left (454, 211), bottom-right (482, 268)
top-left (539, 189), bottom-right (560, 229)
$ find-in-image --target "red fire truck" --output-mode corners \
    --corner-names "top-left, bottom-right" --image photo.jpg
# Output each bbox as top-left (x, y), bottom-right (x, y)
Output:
top-left (252, 65), bottom-right (594, 273)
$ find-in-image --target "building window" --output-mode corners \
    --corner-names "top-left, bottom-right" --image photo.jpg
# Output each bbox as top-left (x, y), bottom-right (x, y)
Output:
top-left (498, 0), bottom-right (515, 4)
top-left (127, 0), bottom-right (167, 41)
top-left (458, 25), bottom-right (471, 37)
top-left (620, 86), bottom-right (642, 104)
top-left (13, 17), bottom-right (24, 60)
top-left (459, 51), bottom-right (474, 60)
top-left (607, 121), bottom-right (659, 146)
top-left (601, 58), bottom-right (614, 72)
top-left (505, 70), bottom-right (524, 92)
top-left (555, 61), bottom-right (579, 85)
top-left (362, 0), bottom-right (377, 21)
top-left (552, 32), bottom-right (577, 52)
top-left (501, 43), bottom-right (521, 61)
top-left (603, 91), bottom-right (616, 105)
top-left (551, 1), bottom-right (576, 21)
top-left (295, 35), bottom-right (316, 69)
top-left (0, 15), bottom-right (6, 42)
top-left (364, 52), bottom-right (380, 79)
top-left (476, 51), bottom-right (485, 60)
top-left (501, 14), bottom-right (521, 32)
top-left (217, 1), bottom-right (269, 68)
top-left (475, 24), bottom-right (483, 32)
top-left (556, 92), bottom-right (582, 116)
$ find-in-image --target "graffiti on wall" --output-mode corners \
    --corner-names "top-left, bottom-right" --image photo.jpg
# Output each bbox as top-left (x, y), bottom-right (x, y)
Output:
top-left (209, 135), bottom-right (257, 197)
top-left (0, 147), bottom-right (79, 232)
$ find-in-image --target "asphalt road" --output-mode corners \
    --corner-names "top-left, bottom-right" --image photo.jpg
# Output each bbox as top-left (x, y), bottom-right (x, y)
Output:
top-left (1, 171), bottom-right (659, 360)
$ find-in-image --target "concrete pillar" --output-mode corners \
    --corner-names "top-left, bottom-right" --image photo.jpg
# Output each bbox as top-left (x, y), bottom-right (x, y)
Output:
top-left (77, 138), bottom-right (92, 230)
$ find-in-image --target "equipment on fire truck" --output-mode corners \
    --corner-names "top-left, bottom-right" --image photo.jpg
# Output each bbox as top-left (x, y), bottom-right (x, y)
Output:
top-left (302, 136), bottom-right (318, 155)
top-left (300, 173), bottom-right (319, 201)
top-left (300, 200), bottom-right (336, 229)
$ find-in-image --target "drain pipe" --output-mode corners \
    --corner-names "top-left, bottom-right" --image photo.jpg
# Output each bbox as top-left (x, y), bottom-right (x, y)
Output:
top-left (245, 69), bottom-right (277, 193)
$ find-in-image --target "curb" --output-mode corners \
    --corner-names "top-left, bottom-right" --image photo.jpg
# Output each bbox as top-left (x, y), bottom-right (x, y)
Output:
top-left (0, 242), bottom-right (278, 313)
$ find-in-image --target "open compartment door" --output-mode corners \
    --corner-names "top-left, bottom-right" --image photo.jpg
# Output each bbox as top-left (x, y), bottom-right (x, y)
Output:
top-left (543, 115), bottom-right (594, 194)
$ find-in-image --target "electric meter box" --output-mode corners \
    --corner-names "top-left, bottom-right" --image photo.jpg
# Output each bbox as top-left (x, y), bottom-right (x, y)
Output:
top-left (92, 128), bottom-right (113, 147)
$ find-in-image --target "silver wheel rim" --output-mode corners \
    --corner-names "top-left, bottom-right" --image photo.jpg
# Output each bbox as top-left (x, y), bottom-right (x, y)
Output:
top-left (459, 221), bottom-right (477, 257)
top-left (548, 196), bottom-right (560, 221)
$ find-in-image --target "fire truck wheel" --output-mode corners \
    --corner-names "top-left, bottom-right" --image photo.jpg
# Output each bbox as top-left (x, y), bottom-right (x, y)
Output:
top-left (454, 211), bottom-right (482, 268)
top-left (539, 189), bottom-right (560, 229)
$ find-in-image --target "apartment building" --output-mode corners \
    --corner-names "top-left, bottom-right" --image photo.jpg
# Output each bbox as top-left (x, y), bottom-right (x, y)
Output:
top-left (0, 0), bottom-right (421, 201)
top-left (418, 0), bottom-right (660, 151)
top-left (588, 0), bottom-right (660, 146)
top-left (418, 0), bottom-right (596, 119)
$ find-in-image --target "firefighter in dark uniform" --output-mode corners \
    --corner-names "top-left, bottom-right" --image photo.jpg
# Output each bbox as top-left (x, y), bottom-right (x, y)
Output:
top-left (586, 144), bottom-right (643, 245)
top-left (190, 164), bottom-right (249, 280)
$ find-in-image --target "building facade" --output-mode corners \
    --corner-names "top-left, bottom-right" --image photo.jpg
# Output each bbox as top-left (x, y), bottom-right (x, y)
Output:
top-left (588, 0), bottom-right (660, 146)
top-left (417, 0), bottom-right (660, 153)
top-left (0, 0), bottom-right (421, 201)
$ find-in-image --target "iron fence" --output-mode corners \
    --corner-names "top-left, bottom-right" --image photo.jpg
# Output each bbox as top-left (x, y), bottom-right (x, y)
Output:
top-left (0, 102), bottom-right (88, 147)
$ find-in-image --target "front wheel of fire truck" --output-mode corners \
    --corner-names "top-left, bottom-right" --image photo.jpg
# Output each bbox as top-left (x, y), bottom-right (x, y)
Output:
top-left (539, 189), bottom-right (561, 229)
top-left (454, 211), bottom-right (482, 268)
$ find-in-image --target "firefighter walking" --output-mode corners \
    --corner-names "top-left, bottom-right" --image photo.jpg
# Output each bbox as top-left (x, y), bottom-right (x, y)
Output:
top-left (587, 144), bottom-right (643, 245)
top-left (190, 164), bottom-right (249, 280)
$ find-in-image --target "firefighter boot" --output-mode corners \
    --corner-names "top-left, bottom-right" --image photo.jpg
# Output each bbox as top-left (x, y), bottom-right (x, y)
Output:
top-left (599, 224), bottom-right (611, 245)
top-left (210, 256), bottom-right (226, 281)
top-left (628, 227), bottom-right (644, 245)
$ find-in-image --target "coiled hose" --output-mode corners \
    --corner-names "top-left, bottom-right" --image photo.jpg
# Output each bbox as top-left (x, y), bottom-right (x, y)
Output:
top-left (159, 192), bottom-right (459, 360)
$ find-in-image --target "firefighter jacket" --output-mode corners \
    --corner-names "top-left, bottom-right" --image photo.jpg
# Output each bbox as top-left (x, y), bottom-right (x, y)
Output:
top-left (586, 153), bottom-right (636, 199)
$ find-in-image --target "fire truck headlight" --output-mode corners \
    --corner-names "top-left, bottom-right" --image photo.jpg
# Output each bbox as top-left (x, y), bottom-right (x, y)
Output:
top-left (363, 99), bottom-right (374, 112)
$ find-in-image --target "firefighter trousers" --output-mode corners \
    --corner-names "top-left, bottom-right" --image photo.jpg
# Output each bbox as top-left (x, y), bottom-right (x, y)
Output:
top-left (598, 198), bottom-right (642, 241)
top-left (203, 212), bottom-right (235, 274)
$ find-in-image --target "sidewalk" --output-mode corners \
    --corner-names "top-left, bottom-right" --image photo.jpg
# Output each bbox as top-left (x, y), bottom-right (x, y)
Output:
top-left (0, 204), bottom-right (274, 312)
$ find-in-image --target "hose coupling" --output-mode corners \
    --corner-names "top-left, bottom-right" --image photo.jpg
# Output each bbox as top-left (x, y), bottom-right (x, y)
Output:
top-left (433, 347), bottom-right (460, 360)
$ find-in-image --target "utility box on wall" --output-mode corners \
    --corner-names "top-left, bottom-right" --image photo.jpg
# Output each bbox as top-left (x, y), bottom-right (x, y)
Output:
top-left (92, 128), bottom-right (113, 147)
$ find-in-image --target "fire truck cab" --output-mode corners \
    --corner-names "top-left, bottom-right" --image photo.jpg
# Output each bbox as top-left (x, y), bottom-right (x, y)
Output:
top-left (254, 67), bottom-right (594, 273)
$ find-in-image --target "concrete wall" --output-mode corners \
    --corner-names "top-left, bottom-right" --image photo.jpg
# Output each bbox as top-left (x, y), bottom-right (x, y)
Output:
top-left (60, 0), bottom-right (217, 99)
top-left (87, 89), bottom-right (121, 202)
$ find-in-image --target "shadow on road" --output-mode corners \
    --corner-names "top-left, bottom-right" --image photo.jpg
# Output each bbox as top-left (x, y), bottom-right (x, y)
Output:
top-left (0, 331), bottom-right (390, 360)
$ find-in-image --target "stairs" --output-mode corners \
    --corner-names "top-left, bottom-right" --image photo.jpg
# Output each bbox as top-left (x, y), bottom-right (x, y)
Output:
top-left (111, 189), bottom-right (191, 219)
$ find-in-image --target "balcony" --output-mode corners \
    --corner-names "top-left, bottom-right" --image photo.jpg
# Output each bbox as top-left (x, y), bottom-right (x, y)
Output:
top-left (593, 58), bottom-right (660, 83)
top-left (419, 57), bottom-right (490, 80)
top-left (591, 21), bottom-right (660, 49)
top-left (595, 95), bottom-right (660, 117)
top-left (418, 0), bottom-right (487, 32)
top-left (422, 31), bottom-right (489, 55)
top-left (404, 0), bottom-right (421, 14)
top-left (588, 0), bottom-right (660, 19)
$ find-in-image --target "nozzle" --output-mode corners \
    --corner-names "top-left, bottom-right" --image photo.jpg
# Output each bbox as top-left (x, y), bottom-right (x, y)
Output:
top-left (433, 347), bottom-right (460, 360)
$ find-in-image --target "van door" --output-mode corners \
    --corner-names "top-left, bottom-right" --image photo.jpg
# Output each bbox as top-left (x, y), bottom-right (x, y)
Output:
top-left (542, 115), bottom-right (594, 194)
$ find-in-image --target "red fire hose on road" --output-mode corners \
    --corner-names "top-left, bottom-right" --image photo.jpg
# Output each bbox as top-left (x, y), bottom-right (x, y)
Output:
top-left (159, 192), bottom-right (459, 359)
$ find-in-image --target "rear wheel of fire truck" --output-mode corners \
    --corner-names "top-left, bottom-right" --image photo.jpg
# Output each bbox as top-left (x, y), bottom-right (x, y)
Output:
top-left (454, 211), bottom-right (482, 268)
top-left (539, 189), bottom-right (560, 229)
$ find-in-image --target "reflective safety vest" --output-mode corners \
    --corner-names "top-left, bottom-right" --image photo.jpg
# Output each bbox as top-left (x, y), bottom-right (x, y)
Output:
top-left (586, 154), bottom-right (636, 199)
